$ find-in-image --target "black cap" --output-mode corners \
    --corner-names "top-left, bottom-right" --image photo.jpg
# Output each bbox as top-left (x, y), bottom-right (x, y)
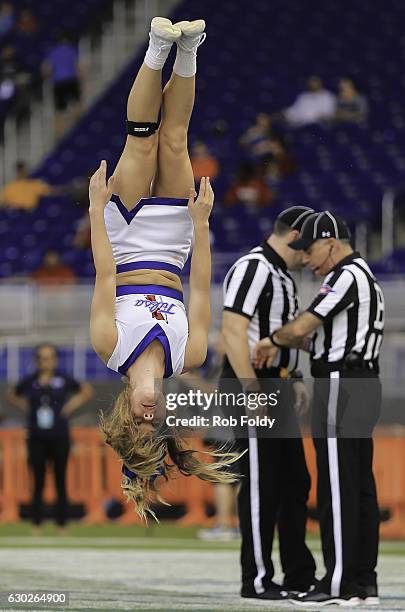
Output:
top-left (276, 206), bottom-right (315, 231)
top-left (289, 211), bottom-right (351, 250)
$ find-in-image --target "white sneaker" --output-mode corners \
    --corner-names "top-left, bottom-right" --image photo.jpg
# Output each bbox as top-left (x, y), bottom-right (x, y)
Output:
top-left (150, 17), bottom-right (182, 43)
top-left (197, 525), bottom-right (238, 541)
top-left (174, 19), bottom-right (206, 53)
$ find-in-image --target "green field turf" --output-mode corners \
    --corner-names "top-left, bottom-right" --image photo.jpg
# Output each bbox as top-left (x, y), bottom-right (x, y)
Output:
top-left (0, 523), bottom-right (404, 554)
top-left (0, 524), bottom-right (404, 611)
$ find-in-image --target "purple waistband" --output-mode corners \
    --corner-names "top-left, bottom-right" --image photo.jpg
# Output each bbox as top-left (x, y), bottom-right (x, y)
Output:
top-left (111, 194), bottom-right (189, 224)
top-left (116, 261), bottom-right (182, 275)
top-left (116, 284), bottom-right (183, 302)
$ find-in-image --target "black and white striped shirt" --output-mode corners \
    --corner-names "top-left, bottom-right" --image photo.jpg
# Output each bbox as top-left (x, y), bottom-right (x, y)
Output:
top-left (223, 241), bottom-right (299, 371)
top-left (308, 252), bottom-right (385, 364)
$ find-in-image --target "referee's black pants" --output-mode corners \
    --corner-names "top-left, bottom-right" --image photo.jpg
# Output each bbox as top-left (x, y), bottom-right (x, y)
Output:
top-left (220, 369), bottom-right (315, 596)
top-left (237, 434), bottom-right (315, 595)
top-left (311, 369), bottom-right (381, 596)
top-left (27, 435), bottom-right (70, 526)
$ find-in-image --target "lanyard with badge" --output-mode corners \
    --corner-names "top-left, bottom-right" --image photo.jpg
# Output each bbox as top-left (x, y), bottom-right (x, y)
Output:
top-left (37, 394), bottom-right (54, 429)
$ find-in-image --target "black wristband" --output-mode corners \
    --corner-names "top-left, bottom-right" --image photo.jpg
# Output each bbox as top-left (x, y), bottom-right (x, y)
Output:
top-left (270, 330), bottom-right (284, 348)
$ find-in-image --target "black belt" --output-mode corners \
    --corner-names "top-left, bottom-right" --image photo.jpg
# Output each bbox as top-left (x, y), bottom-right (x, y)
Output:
top-left (311, 358), bottom-right (379, 378)
top-left (221, 355), bottom-right (284, 379)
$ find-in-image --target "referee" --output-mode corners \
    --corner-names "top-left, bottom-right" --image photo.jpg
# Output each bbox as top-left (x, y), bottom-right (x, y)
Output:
top-left (255, 211), bottom-right (384, 606)
top-left (221, 206), bottom-right (316, 600)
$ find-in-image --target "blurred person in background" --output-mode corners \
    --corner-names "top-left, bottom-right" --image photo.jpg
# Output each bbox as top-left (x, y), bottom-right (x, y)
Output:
top-left (224, 161), bottom-right (274, 210)
top-left (6, 343), bottom-right (93, 533)
top-left (58, 170), bottom-right (93, 249)
top-left (265, 136), bottom-right (297, 184)
top-left (16, 7), bottom-right (39, 37)
top-left (198, 479), bottom-right (239, 541)
top-left (191, 140), bottom-right (220, 183)
top-left (62, 171), bottom-right (92, 209)
top-left (73, 213), bottom-right (91, 250)
top-left (0, 161), bottom-right (54, 211)
top-left (334, 77), bottom-right (368, 123)
top-left (393, 185), bottom-right (405, 245)
top-left (0, 45), bottom-right (32, 119)
top-left (281, 75), bottom-right (336, 127)
top-left (239, 112), bottom-right (274, 162)
top-left (31, 250), bottom-right (76, 286)
top-left (239, 115), bottom-right (293, 178)
top-left (42, 31), bottom-right (83, 138)
top-left (55, 171), bottom-right (92, 250)
top-left (0, 2), bottom-right (15, 39)
top-left (179, 333), bottom-right (240, 541)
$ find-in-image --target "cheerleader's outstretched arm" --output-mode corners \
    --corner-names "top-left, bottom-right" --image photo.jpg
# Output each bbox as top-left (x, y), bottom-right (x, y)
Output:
top-left (89, 160), bottom-right (118, 363)
top-left (183, 177), bottom-right (214, 371)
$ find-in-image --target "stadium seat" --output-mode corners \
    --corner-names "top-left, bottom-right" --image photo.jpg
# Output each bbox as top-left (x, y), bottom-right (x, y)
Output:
top-left (1, 0), bottom-right (405, 277)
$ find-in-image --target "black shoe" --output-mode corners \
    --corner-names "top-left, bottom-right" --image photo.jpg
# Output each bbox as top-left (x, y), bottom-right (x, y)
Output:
top-left (289, 590), bottom-right (360, 607)
top-left (241, 582), bottom-right (288, 600)
top-left (359, 585), bottom-right (379, 606)
top-left (285, 578), bottom-right (319, 595)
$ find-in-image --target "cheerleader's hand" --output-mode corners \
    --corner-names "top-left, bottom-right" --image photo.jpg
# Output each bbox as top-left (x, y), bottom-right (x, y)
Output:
top-left (188, 177), bottom-right (214, 226)
top-left (89, 160), bottom-right (115, 211)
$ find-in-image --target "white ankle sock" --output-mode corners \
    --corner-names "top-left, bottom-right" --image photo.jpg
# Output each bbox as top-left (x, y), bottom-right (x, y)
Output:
top-left (173, 47), bottom-right (197, 78)
top-left (144, 33), bottom-right (173, 71)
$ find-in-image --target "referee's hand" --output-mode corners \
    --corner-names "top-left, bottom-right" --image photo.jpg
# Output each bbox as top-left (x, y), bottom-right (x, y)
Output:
top-left (253, 337), bottom-right (279, 369)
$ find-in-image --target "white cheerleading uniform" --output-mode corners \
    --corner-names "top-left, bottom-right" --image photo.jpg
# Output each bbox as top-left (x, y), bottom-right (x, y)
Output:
top-left (104, 195), bottom-right (193, 378)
